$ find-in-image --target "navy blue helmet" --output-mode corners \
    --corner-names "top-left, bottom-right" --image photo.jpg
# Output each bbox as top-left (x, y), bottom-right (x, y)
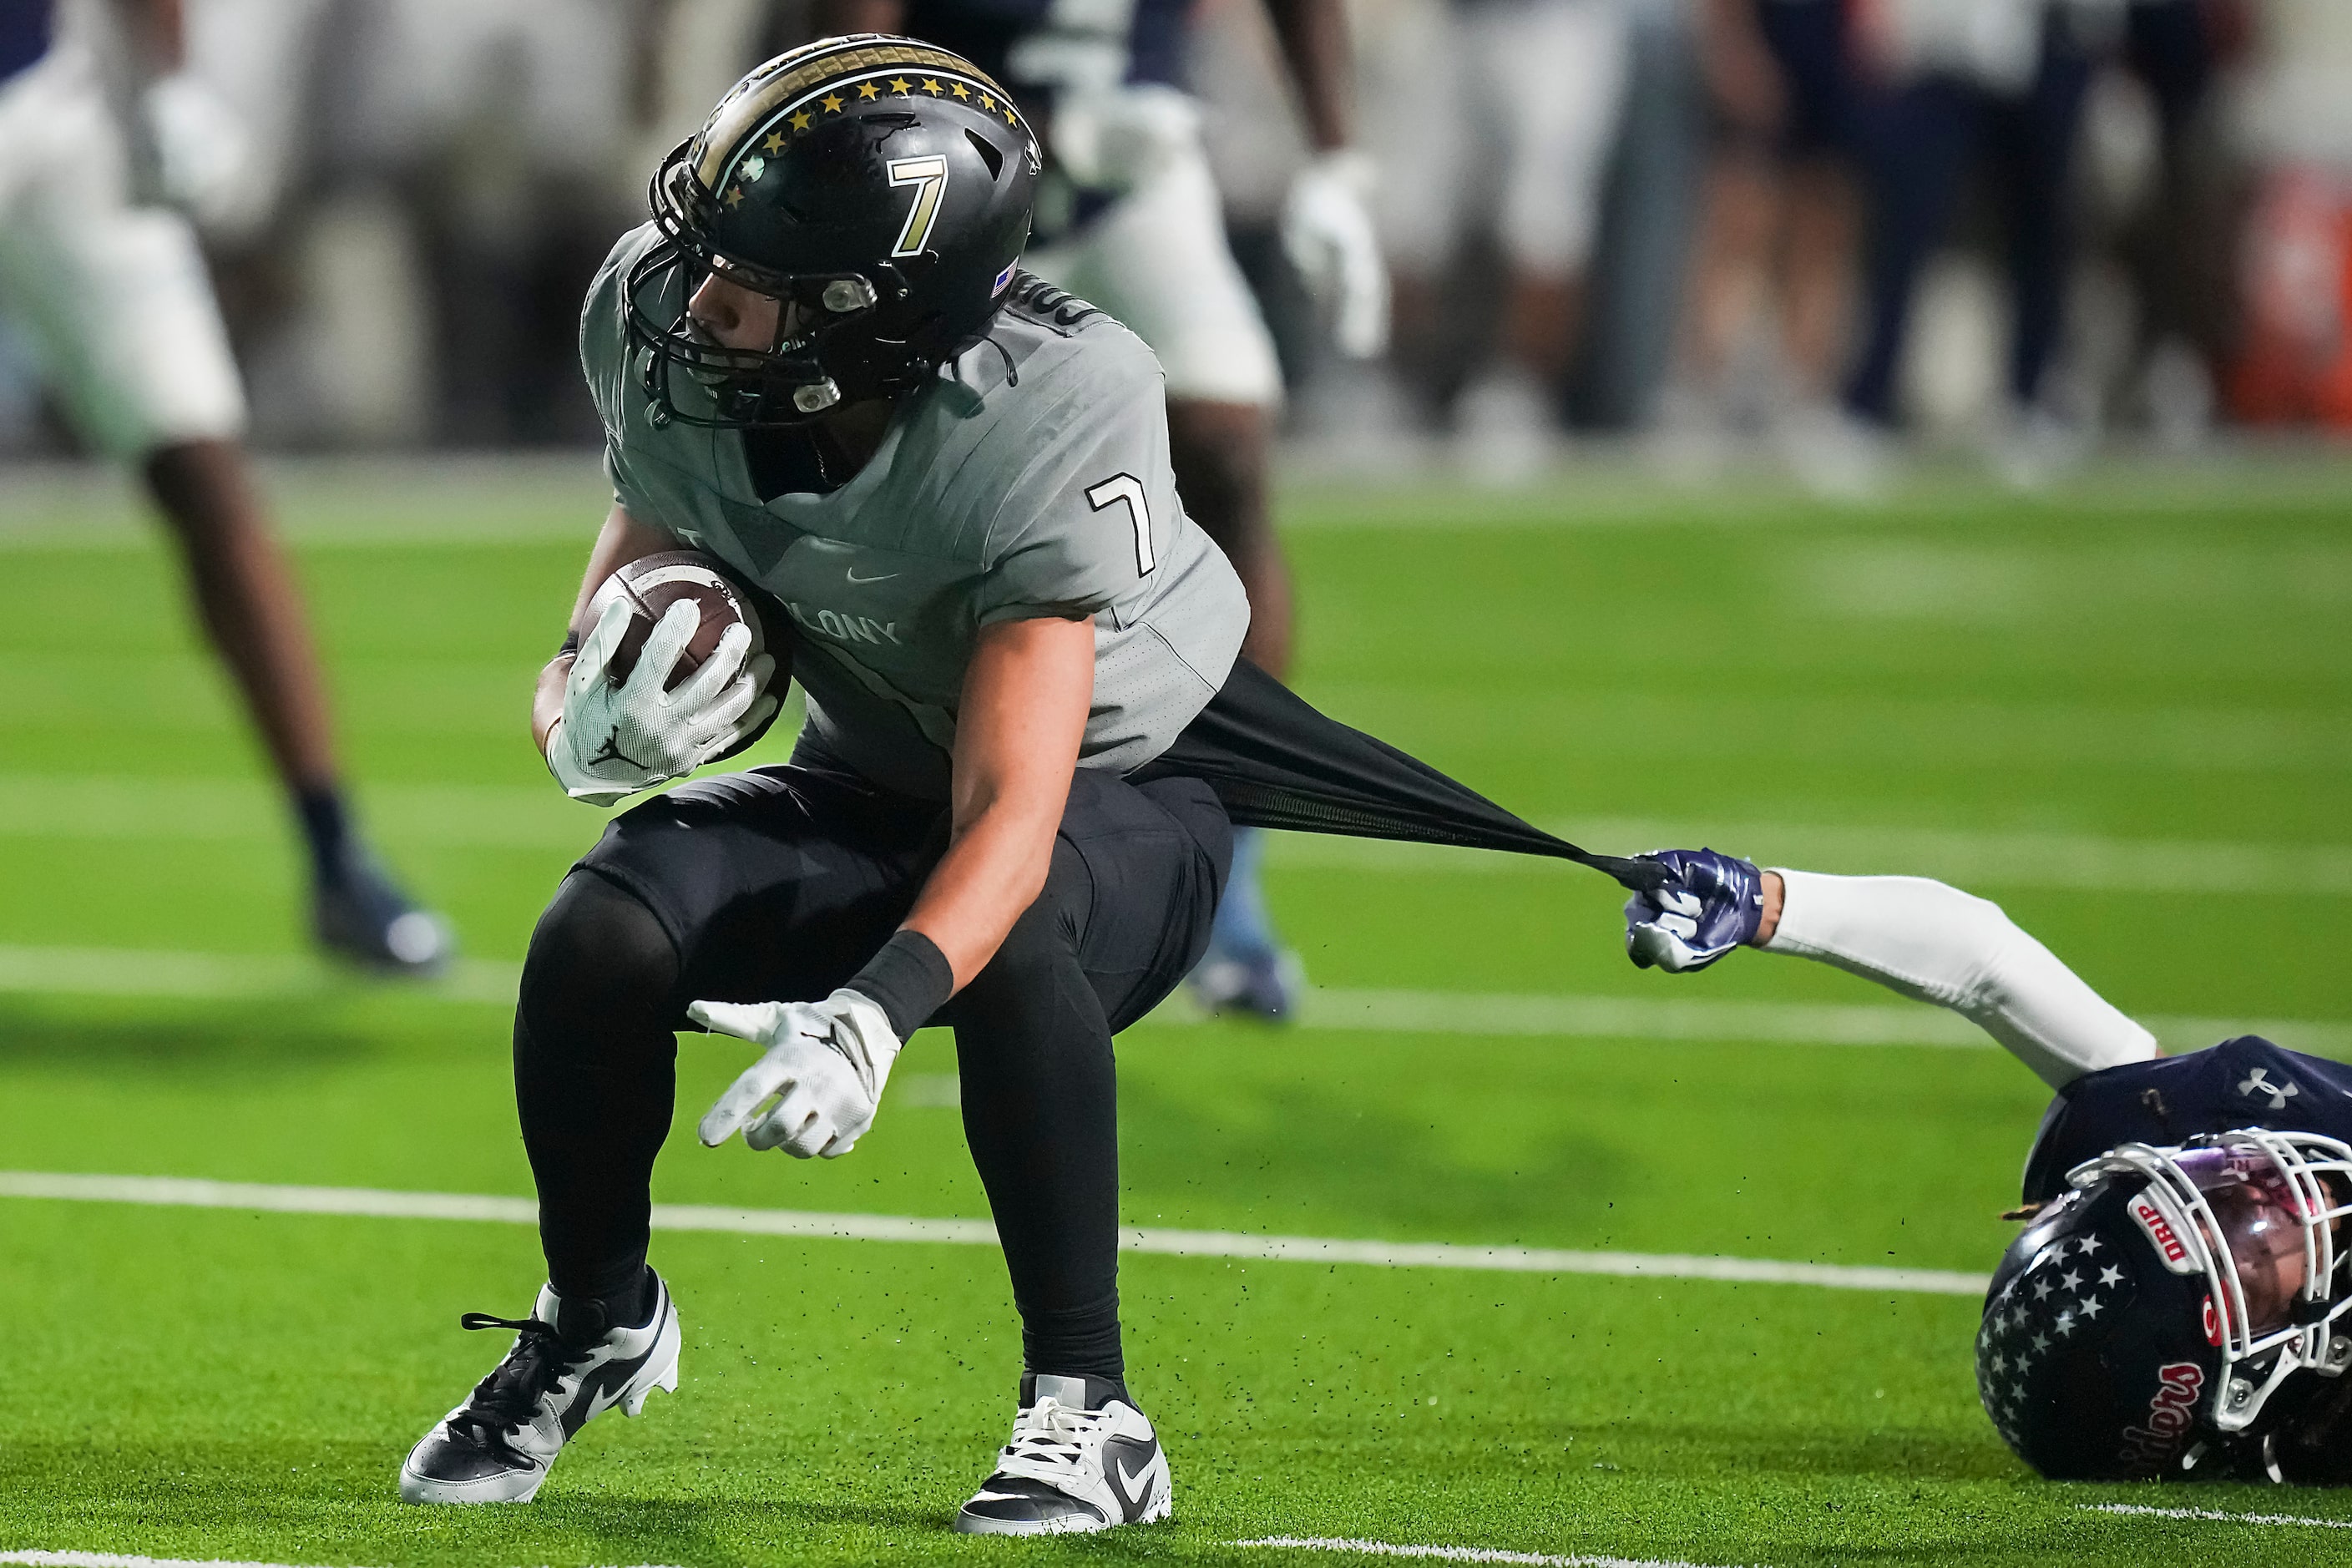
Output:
top-left (1981, 1127), bottom-right (2352, 1482)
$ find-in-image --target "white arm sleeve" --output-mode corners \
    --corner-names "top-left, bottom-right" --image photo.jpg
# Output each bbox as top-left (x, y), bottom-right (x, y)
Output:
top-left (1762, 869), bottom-right (2158, 1089)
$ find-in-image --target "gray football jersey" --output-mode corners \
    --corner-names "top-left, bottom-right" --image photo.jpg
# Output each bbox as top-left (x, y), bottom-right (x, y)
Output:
top-left (579, 224), bottom-right (1249, 800)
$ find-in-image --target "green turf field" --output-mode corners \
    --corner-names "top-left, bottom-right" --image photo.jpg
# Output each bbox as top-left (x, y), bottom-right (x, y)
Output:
top-left (3, 454), bottom-right (2349, 1567)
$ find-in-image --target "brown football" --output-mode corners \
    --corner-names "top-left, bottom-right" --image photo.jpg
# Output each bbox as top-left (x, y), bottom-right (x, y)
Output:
top-left (586, 551), bottom-right (768, 690)
top-left (583, 552), bottom-right (789, 761)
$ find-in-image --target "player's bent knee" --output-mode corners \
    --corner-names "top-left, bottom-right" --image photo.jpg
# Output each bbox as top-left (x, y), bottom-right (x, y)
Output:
top-left (519, 870), bottom-right (682, 1042)
top-left (949, 859), bottom-right (1089, 1021)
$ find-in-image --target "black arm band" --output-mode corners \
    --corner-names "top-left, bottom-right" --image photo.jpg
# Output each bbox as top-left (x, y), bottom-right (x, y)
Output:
top-left (844, 929), bottom-right (954, 1041)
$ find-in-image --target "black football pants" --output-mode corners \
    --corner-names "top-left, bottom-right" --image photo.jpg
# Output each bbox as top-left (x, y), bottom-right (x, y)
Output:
top-left (512, 762), bottom-right (1229, 1381)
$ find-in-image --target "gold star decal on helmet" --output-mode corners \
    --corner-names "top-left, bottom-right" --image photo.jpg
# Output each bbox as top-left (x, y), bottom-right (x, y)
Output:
top-left (723, 186), bottom-right (744, 207)
top-left (762, 132), bottom-right (786, 154)
top-left (950, 81), bottom-right (970, 99)
top-left (920, 78), bottom-right (942, 94)
top-left (857, 81), bottom-right (879, 99)
top-left (890, 77), bottom-right (911, 94)
top-left (791, 109), bottom-right (813, 130)
top-left (979, 93), bottom-right (995, 109)
top-left (821, 93), bottom-right (844, 112)
top-left (1002, 108), bottom-right (1018, 124)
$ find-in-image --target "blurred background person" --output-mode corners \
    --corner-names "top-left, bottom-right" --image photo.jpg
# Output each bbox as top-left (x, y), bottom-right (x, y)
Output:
top-left (1369, 0), bottom-right (1630, 481)
top-left (2214, 0), bottom-right (2352, 433)
top-left (1835, 0), bottom-right (2102, 485)
top-left (1656, 0), bottom-right (1864, 485)
top-left (0, 0), bottom-right (448, 971)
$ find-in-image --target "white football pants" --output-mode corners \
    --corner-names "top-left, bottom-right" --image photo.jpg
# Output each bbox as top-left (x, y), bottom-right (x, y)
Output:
top-left (0, 45), bottom-right (247, 458)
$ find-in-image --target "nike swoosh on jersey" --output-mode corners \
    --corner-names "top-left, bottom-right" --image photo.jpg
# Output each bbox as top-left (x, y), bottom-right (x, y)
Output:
top-left (844, 568), bottom-right (899, 583)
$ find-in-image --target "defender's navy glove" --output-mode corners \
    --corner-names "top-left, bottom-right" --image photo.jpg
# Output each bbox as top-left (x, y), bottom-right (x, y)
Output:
top-left (1624, 848), bottom-right (1765, 973)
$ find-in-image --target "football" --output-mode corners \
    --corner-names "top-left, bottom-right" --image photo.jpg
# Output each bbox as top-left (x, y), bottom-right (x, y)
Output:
top-left (585, 550), bottom-right (773, 692)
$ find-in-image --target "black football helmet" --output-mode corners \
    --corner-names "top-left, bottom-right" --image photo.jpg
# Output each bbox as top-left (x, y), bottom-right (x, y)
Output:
top-left (625, 34), bottom-right (1042, 427)
top-left (1979, 1130), bottom-right (2352, 1482)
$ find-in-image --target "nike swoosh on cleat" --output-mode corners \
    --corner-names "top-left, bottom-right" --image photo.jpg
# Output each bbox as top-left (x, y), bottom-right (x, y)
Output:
top-left (561, 1346), bottom-right (656, 1437)
top-left (1115, 1454), bottom-right (1154, 1505)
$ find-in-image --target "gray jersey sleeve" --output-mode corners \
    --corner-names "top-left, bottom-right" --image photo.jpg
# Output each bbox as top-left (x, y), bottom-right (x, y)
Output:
top-left (970, 336), bottom-right (1182, 628)
top-left (579, 230), bottom-right (665, 524)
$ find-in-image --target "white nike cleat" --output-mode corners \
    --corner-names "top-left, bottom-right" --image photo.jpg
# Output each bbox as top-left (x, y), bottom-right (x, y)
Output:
top-left (953, 1373), bottom-right (1172, 1535)
top-left (397, 1272), bottom-right (680, 1504)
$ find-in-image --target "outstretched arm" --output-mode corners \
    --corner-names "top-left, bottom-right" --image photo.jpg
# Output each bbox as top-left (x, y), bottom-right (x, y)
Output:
top-left (1626, 850), bottom-right (2158, 1089)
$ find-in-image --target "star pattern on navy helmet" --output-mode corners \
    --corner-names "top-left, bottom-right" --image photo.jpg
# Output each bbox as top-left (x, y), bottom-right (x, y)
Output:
top-left (1978, 1246), bottom-right (2122, 1458)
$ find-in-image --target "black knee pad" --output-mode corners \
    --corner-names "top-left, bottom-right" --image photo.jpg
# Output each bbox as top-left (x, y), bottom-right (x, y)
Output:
top-left (519, 870), bottom-right (682, 1050)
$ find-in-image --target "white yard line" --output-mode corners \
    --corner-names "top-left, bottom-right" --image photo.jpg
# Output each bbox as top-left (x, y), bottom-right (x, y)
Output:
top-left (1234, 1537), bottom-right (1743, 1568)
top-left (0, 1171), bottom-right (1990, 1297)
top-left (1270, 817), bottom-right (2352, 899)
top-left (0, 943), bottom-right (2340, 1058)
top-left (1, 774), bottom-right (2346, 897)
top-left (0, 1556), bottom-right (680, 1568)
top-left (0, 946), bottom-right (523, 1006)
top-left (0, 1555), bottom-right (333, 1568)
top-left (2078, 1502), bottom-right (2352, 1530)
top-left (0, 1556), bottom-right (368, 1568)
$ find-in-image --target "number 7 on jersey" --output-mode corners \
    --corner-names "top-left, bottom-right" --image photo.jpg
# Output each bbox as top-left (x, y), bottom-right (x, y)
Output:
top-left (1086, 474), bottom-right (1156, 576)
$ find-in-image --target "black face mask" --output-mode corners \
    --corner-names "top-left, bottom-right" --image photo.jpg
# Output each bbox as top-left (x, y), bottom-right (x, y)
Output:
top-left (625, 215), bottom-right (913, 430)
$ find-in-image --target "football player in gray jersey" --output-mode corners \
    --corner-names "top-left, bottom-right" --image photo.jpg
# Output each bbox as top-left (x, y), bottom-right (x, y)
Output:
top-left (398, 35), bottom-right (1657, 1532)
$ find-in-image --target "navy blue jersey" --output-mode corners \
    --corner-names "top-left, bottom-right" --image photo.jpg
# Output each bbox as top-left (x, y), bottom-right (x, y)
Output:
top-left (2021, 1038), bottom-right (2352, 1202)
top-left (0, 0), bottom-right (53, 87)
top-left (898, 0), bottom-right (1191, 115)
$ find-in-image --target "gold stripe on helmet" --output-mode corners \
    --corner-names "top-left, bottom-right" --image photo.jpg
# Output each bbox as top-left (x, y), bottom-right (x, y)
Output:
top-left (692, 35), bottom-right (1026, 191)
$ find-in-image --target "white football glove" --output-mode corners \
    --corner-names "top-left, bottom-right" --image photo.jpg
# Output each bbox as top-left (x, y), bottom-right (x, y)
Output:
top-left (692, 989), bottom-right (903, 1159)
top-left (545, 595), bottom-right (777, 807)
top-left (1282, 149), bottom-right (1390, 360)
top-left (139, 73), bottom-right (258, 231)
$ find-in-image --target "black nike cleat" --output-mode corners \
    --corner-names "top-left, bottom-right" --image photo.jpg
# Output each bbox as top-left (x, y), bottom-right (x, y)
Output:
top-left (398, 1274), bottom-right (680, 1504)
top-left (315, 849), bottom-right (452, 977)
top-left (954, 1373), bottom-right (1171, 1535)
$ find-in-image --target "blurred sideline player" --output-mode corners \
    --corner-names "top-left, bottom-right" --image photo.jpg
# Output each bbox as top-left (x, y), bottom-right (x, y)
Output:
top-left (1839, 0), bottom-right (2097, 483)
top-left (395, 36), bottom-right (1662, 1528)
top-left (1624, 849), bottom-right (2352, 1485)
top-left (811, 0), bottom-right (1389, 1019)
top-left (1659, 0), bottom-right (1863, 489)
top-left (1376, 0), bottom-right (1626, 480)
top-left (0, 0), bottom-right (447, 971)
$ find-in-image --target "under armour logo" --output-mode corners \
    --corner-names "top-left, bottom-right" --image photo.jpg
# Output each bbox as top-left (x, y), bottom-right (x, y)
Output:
top-left (2238, 1068), bottom-right (2300, 1111)
top-left (589, 728), bottom-right (653, 772)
